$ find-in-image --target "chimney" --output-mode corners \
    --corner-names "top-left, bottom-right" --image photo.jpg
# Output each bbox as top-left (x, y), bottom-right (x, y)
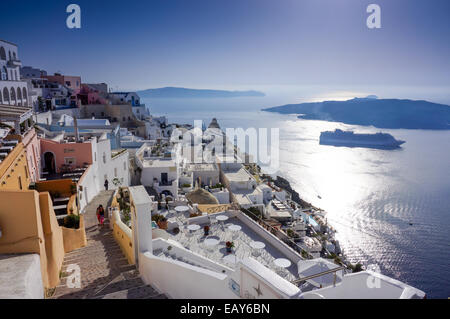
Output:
top-left (74, 116), bottom-right (80, 142)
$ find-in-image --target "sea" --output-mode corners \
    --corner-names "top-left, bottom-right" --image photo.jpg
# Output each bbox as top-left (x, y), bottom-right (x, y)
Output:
top-left (142, 87), bottom-right (450, 298)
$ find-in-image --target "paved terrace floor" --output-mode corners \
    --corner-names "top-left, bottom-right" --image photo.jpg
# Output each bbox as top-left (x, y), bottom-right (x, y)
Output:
top-left (52, 190), bottom-right (167, 299)
top-left (167, 214), bottom-right (299, 282)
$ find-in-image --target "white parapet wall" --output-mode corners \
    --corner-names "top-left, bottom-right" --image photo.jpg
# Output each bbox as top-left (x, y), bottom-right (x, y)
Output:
top-left (0, 254), bottom-right (44, 299)
top-left (139, 251), bottom-right (238, 299)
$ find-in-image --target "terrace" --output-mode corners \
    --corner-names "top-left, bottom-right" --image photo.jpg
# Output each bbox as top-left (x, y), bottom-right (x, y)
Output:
top-left (157, 209), bottom-right (327, 288)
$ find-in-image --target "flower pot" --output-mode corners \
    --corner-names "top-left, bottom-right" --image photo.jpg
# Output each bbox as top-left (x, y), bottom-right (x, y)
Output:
top-left (226, 247), bottom-right (232, 253)
top-left (157, 220), bottom-right (168, 230)
top-left (204, 230), bottom-right (209, 236)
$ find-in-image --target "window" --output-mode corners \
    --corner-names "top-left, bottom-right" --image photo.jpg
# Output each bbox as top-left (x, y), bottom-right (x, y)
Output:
top-left (124, 161), bottom-right (126, 171)
top-left (114, 167), bottom-right (117, 177)
top-left (101, 112), bottom-right (105, 116)
top-left (65, 157), bottom-right (76, 166)
top-left (0, 47), bottom-right (6, 60)
top-left (94, 152), bottom-right (96, 161)
top-left (103, 152), bottom-right (106, 164)
top-left (2, 87), bottom-right (8, 102)
top-left (24, 166), bottom-right (28, 179)
top-left (18, 176), bottom-right (22, 190)
top-left (66, 81), bottom-right (71, 86)
top-left (1, 66), bottom-right (7, 80)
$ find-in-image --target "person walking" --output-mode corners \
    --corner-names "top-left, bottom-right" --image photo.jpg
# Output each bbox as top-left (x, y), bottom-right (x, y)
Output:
top-left (96, 204), bottom-right (105, 227)
top-left (104, 179), bottom-right (109, 191)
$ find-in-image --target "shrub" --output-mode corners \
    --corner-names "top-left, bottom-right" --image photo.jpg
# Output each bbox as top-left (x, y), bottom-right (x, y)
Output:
top-left (63, 214), bottom-right (80, 229)
top-left (151, 214), bottom-right (164, 222)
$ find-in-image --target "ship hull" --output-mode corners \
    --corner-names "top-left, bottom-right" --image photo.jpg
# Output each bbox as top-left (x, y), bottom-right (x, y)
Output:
top-left (319, 139), bottom-right (405, 150)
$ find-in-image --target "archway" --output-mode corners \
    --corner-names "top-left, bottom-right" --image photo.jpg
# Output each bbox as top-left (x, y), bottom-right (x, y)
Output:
top-left (43, 152), bottom-right (56, 174)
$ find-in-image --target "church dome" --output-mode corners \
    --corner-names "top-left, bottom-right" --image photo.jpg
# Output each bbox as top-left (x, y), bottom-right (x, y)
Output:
top-left (186, 188), bottom-right (219, 205)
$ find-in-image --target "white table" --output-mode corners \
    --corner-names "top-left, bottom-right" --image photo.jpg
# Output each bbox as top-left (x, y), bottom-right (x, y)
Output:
top-left (228, 224), bottom-right (242, 232)
top-left (228, 224), bottom-right (241, 240)
top-left (204, 238), bottom-right (219, 252)
top-left (274, 258), bottom-right (291, 276)
top-left (187, 224), bottom-right (200, 231)
top-left (175, 205), bottom-right (190, 213)
top-left (250, 241), bottom-right (265, 250)
top-left (216, 215), bottom-right (229, 222)
top-left (250, 241), bottom-right (265, 256)
top-left (216, 215), bottom-right (229, 229)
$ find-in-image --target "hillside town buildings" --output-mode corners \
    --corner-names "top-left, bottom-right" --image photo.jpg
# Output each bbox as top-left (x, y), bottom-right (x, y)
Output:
top-left (0, 37), bottom-right (426, 300)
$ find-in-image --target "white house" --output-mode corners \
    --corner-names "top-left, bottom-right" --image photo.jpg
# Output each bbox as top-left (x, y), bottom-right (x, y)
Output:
top-left (0, 39), bottom-right (29, 107)
top-left (135, 143), bottom-right (179, 198)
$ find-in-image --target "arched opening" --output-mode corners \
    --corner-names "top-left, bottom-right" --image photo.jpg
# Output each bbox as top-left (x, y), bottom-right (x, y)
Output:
top-left (0, 47), bottom-right (6, 60)
top-left (17, 87), bottom-right (22, 102)
top-left (0, 90), bottom-right (2, 104)
top-left (1, 66), bottom-right (7, 80)
top-left (43, 152), bottom-right (56, 174)
top-left (10, 87), bottom-right (16, 105)
top-left (13, 52), bottom-right (16, 60)
top-left (3, 87), bottom-right (9, 103)
top-left (22, 87), bottom-right (27, 103)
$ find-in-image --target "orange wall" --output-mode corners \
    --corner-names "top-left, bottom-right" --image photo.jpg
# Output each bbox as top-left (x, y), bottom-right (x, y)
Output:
top-left (36, 179), bottom-right (74, 198)
top-left (38, 192), bottom-right (65, 287)
top-left (0, 189), bottom-right (86, 289)
top-left (0, 143), bottom-right (31, 191)
top-left (40, 138), bottom-right (93, 172)
top-left (0, 190), bottom-right (50, 286)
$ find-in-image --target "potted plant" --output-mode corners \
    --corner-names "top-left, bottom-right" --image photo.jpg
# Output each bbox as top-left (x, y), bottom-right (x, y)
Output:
top-left (204, 225), bottom-right (210, 236)
top-left (155, 215), bottom-right (168, 230)
top-left (226, 241), bottom-right (234, 253)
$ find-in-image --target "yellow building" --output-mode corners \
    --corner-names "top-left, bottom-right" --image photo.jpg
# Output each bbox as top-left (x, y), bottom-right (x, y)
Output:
top-left (0, 130), bottom-right (87, 291)
top-left (0, 141), bottom-right (30, 190)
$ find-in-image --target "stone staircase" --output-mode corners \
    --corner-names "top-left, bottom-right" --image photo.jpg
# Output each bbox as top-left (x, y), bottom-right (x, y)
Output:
top-left (51, 190), bottom-right (167, 299)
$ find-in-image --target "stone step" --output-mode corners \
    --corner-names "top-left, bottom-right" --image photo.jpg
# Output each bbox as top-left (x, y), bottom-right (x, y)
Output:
top-left (91, 277), bottom-right (146, 297)
top-left (61, 257), bottom-right (130, 272)
top-left (64, 244), bottom-right (122, 257)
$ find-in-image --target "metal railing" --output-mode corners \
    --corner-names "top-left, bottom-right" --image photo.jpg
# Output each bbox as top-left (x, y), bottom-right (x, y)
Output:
top-left (240, 207), bottom-right (315, 259)
top-left (290, 265), bottom-right (346, 287)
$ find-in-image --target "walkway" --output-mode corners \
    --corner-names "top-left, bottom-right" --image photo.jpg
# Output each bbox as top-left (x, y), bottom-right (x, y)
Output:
top-left (52, 190), bottom-right (167, 299)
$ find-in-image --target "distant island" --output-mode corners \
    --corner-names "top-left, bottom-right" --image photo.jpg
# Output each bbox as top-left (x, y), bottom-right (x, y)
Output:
top-left (137, 87), bottom-right (265, 98)
top-left (262, 96), bottom-right (450, 130)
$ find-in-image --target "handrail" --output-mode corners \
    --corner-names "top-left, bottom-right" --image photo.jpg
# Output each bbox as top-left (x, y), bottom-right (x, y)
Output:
top-left (291, 266), bottom-right (346, 286)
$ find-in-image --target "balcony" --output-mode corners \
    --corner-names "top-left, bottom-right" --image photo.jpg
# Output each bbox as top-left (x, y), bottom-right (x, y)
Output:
top-left (7, 59), bottom-right (22, 67)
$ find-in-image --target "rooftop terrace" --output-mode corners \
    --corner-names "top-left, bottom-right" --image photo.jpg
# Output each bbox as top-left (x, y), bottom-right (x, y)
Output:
top-left (161, 210), bottom-right (308, 283)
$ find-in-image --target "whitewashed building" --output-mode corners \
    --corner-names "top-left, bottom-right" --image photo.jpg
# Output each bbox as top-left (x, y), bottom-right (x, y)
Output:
top-left (0, 39), bottom-right (29, 107)
top-left (135, 143), bottom-right (179, 198)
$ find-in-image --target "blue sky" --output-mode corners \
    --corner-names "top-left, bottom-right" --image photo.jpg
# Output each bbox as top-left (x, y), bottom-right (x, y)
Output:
top-left (2, 0), bottom-right (450, 93)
